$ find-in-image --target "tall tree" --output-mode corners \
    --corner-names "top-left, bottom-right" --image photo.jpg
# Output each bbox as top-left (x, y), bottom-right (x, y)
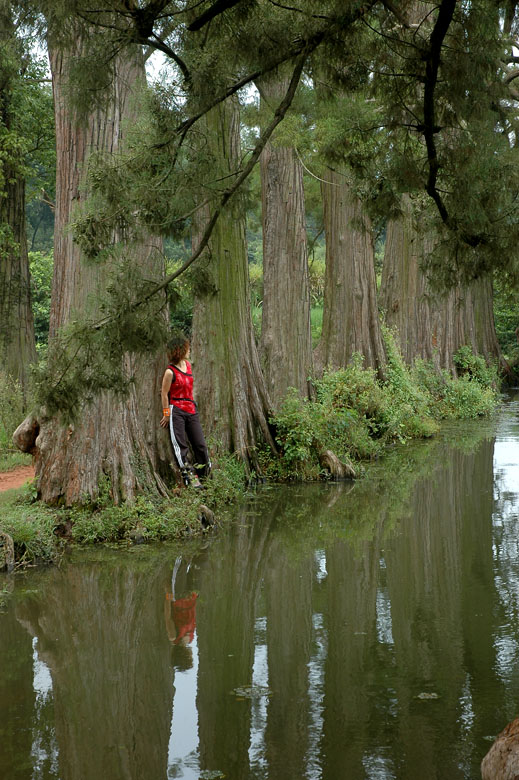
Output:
top-left (29, 34), bottom-right (171, 504)
top-left (21, 0), bottom-right (519, 493)
top-left (315, 167), bottom-right (386, 374)
top-left (258, 67), bottom-right (313, 404)
top-left (0, 2), bottom-right (37, 393)
top-left (191, 97), bottom-right (275, 463)
top-left (380, 196), bottom-right (503, 370)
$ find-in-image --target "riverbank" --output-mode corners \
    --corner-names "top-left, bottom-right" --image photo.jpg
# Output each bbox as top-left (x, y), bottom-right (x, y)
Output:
top-left (0, 343), bottom-right (501, 571)
top-left (0, 454), bottom-right (245, 571)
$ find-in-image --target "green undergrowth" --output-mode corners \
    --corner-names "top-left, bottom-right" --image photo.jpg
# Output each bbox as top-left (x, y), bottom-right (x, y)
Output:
top-left (0, 371), bottom-right (31, 468)
top-left (0, 452), bottom-right (31, 471)
top-left (262, 336), bottom-right (500, 481)
top-left (0, 453), bottom-right (246, 570)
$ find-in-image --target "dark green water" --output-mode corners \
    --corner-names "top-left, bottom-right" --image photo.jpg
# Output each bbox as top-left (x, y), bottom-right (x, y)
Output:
top-left (2, 400), bottom-right (519, 779)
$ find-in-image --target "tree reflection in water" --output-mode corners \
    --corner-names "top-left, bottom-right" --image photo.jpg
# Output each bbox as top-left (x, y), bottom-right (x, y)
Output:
top-left (5, 415), bottom-right (519, 779)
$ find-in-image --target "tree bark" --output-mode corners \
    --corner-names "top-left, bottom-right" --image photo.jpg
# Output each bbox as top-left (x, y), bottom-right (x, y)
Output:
top-left (481, 719), bottom-right (519, 778)
top-left (0, 6), bottom-right (37, 394)
top-left (32, 37), bottom-right (170, 505)
top-left (191, 98), bottom-right (276, 467)
top-left (380, 195), bottom-right (503, 371)
top-left (314, 168), bottom-right (386, 374)
top-left (258, 68), bottom-right (313, 405)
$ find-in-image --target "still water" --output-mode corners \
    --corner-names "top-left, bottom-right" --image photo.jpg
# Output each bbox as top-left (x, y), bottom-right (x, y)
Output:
top-left (2, 399), bottom-right (519, 779)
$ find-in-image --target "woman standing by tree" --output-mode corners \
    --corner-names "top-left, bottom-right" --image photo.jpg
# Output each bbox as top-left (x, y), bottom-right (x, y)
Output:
top-left (161, 333), bottom-right (211, 487)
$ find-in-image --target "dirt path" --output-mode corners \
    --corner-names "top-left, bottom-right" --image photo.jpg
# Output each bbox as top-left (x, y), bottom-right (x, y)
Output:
top-left (0, 465), bottom-right (35, 492)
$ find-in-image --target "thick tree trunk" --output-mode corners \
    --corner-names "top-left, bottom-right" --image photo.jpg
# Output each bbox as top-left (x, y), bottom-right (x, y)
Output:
top-left (0, 8), bottom-right (36, 393)
top-left (32, 39), bottom-right (170, 505)
top-left (314, 168), bottom-right (386, 374)
top-left (258, 68), bottom-right (313, 404)
top-left (191, 99), bottom-right (275, 466)
top-left (380, 195), bottom-right (503, 371)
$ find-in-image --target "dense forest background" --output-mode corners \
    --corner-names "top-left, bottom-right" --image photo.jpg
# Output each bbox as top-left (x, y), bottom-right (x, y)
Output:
top-left (3, 0), bottom-right (519, 505)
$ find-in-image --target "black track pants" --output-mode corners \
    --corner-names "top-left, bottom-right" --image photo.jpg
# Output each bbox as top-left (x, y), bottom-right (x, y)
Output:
top-left (168, 405), bottom-right (211, 479)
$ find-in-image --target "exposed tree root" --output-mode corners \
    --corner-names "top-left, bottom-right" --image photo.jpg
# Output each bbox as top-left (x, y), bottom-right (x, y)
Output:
top-left (0, 532), bottom-right (15, 573)
top-left (317, 447), bottom-right (356, 480)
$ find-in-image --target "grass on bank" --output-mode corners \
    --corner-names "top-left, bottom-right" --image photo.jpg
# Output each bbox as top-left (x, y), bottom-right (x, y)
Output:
top-left (0, 336), bottom-right (500, 569)
top-left (0, 452), bottom-right (246, 569)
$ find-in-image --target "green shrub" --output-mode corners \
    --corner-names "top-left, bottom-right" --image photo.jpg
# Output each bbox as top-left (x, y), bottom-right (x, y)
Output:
top-left (249, 262), bottom-right (263, 308)
top-left (382, 328), bottom-right (438, 441)
top-left (411, 358), bottom-right (450, 401)
top-left (311, 306), bottom-right (323, 347)
top-left (438, 375), bottom-right (497, 419)
top-left (29, 251), bottom-right (53, 350)
top-left (412, 348), bottom-right (499, 420)
top-left (271, 389), bottom-right (318, 477)
top-left (308, 256), bottom-right (325, 305)
top-left (0, 372), bottom-right (27, 456)
top-left (453, 345), bottom-right (499, 387)
top-left (268, 339), bottom-right (498, 481)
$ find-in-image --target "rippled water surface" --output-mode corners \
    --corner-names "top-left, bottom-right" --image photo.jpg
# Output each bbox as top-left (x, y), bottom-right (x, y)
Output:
top-left (3, 398), bottom-right (519, 779)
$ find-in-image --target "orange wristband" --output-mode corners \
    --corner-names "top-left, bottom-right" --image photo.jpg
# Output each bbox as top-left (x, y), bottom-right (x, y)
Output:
top-left (163, 408), bottom-right (170, 417)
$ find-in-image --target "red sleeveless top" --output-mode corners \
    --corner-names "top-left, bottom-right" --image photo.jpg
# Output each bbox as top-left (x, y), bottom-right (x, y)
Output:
top-left (167, 361), bottom-right (196, 414)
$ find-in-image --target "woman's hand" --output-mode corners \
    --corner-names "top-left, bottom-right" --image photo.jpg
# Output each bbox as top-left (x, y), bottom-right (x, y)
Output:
top-left (160, 415), bottom-right (169, 428)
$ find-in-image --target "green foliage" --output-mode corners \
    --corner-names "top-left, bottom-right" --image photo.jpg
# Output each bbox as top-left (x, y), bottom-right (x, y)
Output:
top-left (269, 390), bottom-right (317, 478)
top-left (382, 328), bottom-right (439, 441)
top-left (493, 278), bottom-right (519, 364)
top-left (411, 352), bottom-right (499, 420)
top-left (29, 251), bottom-right (53, 350)
top-left (308, 256), bottom-right (325, 306)
top-left (32, 254), bottom-right (171, 422)
top-left (453, 346), bottom-right (498, 387)
top-left (0, 371), bottom-right (26, 456)
top-left (165, 259), bottom-right (194, 335)
top-left (0, 501), bottom-right (60, 567)
top-left (438, 375), bottom-right (497, 419)
top-left (310, 306), bottom-right (323, 349)
top-left (249, 262), bottom-right (263, 308)
top-left (267, 339), bottom-right (499, 481)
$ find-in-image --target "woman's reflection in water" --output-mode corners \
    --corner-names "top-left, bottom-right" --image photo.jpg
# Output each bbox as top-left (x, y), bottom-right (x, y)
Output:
top-left (164, 556), bottom-right (198, 671)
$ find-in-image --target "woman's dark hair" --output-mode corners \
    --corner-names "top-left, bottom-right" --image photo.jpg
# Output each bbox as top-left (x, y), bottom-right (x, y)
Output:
top-left (167, 333), bottom-right (190, 364)
top-left (171, 643), bottom-right (194, 672)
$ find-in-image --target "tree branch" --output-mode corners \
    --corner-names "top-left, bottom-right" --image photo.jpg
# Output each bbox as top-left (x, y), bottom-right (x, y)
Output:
top-left (155, 1), bottom-right (379, 150)
top-left (136, 32), bottom-right (190, 80)
top-left (421, 0), bottom-right (483, 245)
top-left (187, 0), bottom-right (244, 31)
top-left (93, 51), bottom-right (309, 330)
top-left (505, 67), bottom-right (519, 84)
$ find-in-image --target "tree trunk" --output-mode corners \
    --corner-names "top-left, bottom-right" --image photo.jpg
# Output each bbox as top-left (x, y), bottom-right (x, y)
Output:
top-left (314, 168), bottom-right (386, 374)
top-left (191, 98), bottom-right (275, 466)
top-left (257, 68), bottom-right (313, 405)
top-left (0, 7), bottom-right (37, 394)
top-left (380, 195), bottom-right (503, 371)
top-left (32, 38), bottom-right (170, 505)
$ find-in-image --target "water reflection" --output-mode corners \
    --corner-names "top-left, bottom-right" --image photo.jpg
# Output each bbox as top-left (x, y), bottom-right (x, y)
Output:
top-left (4, 406), bottom-right (519, 778)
